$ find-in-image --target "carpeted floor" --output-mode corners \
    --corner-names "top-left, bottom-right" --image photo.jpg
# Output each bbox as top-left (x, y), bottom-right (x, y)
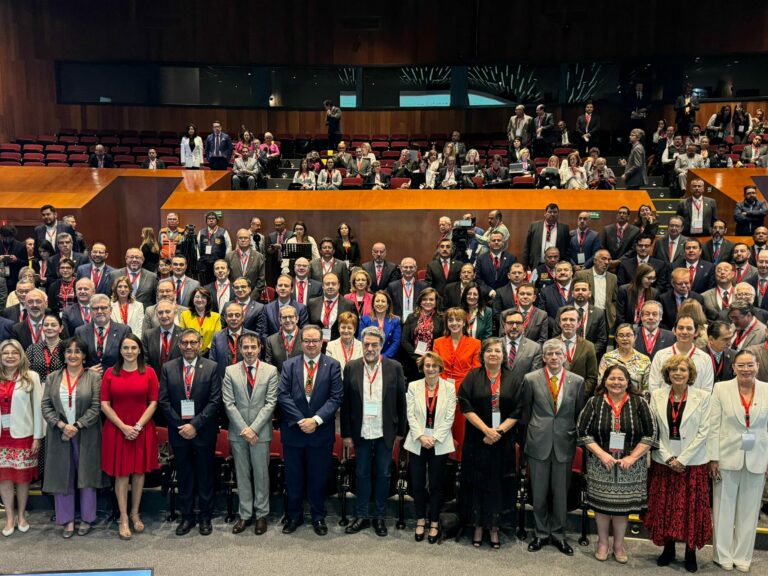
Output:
top-left (1, 510), bottom-right (766, 576)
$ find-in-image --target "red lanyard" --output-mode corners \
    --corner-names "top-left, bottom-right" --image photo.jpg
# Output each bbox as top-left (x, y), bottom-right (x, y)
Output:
top-left (27, 316), bottom-right (42, 344)
top-left (127, 269), bottom-right (141, 289)
top-left (304, 359), bottom-right (318, 383)
top-left (59, 280), bottom-right (75, 303)
top-left (119, 302), bottom-right (129, 325)
top-left (96, 324), bottom-right (112, 351)
top-left (216, 281), bottom-right (230, 304)
top-left (322, 299), bottom-right (337, 327)
top-left (671, 344), bottom-right (695, 359)
top-left (43, 345), bottom-right (59, 373)
top-left (544, 367), bottom-right (565, 405)
top-left (160, 331), bottom-right (172, 359)
top-left (175, 276), bottom-right (186, 300)
top-left (282, 331), bottom-right (297, 353)
top-left (238, 249), bottom-right (250, 272)
top-left (605, 393), bottom-right (629, 431)
top-left (91, 267), bottom-right (102, 288)
top-left (520, 306), bottom-right (534, 330)
top-left (228, 332), bottom-right (240, 364)
top-left (80, 305), bottom-right (91, 324)
top-left (425, 382), bottom-right (439, 427)
top-left (243, 360), bottom-right (259, 388)
top-left (322, 258), bottom-right (335, 275)
top-left (709, 349), bottom-right (724, 377)
top-left (341, 340), bottom-right (355, 364)
top-left (183, 364), bottom-right (195, 398)
top-left (562, 338), bottom-right (576, 363)
top-left (668, 387), bottom-right (687, 435)
top-left (642, 329), bottom-right (659, 353)
top-left (556, 282), bottom-right (570, 303)
top-left (65, 369), bottom-right (84, 409)
top-left (739, 388), bottom-right (754, 428)
top-left (733, 319), bottom-right (758, 348)
top-left (577, 229), bottom-right (586, 250)
top-left (486, 369), bottom-right (501, 410)
top-left (365, 360), bottom-right (381, 394)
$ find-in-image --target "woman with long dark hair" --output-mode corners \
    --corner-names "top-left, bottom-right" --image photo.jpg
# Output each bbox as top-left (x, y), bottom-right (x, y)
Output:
top-left (616, 264), bottom-right (658, 328)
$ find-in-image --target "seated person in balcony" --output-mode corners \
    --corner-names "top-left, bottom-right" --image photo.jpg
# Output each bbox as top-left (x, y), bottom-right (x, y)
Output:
top-left (364, 161), bottom-right (390, 190)
top-left (440, 142), bottom-right (456, 165)
top-left (661, 134), bottom-right (684, 187)
top-left (88, 144), bottom-right (115, 169)
top-left (559, 152), bottom-right (587, 190)
top-left (709, 142), bottom-right (733, 168)
top-left (741, 134), bottom-right (766, 165)
top-left (260, 132), bottom-right (281, 177)
top-left (392, 149), bottom-right (417, 178)
top-left (140, 148), bottom-right (166, 170)
top-left (674, 142), bottom-right (704, 191)
top-left (582, 147), bottom-right (600, 181)
top-left (588, 157), bottom-right (616, 190)
top-left (332, 141), bottom-right (353, 171)
top-left (537, 156), bottom-right (561, 189)
top-left (360, 142), bottom-right (377, 163)
top-left (435, 156), bottom-right (461, 189)
top-left (685, 123), bottom-right (703, 147)
top-left (307, 150), bottom-right (323, 174)
top-left (234, 130), bottom-right (255, 159)
top-left (698, 136), bottom-right (712, 167)
top-left (292, 158), bottom-right (316, 190)
top-left (484, 154), bottom-right (509, 186)
top-left (461, 149), bottom-right (483, 187)
top-left (556, 120), bottom-right (574, 147)
top-left (509, 137), bottom-right (526, 163)
top-left (518, 148), bottom-right (534, 176)
top-left (231, 147), bottom-right (261, 190)
top-left (317, 158), bottom-right (342, 190)
top-left (349, 147), bottom-right (372, 177)
top-left (450, 130), bottom-right (467, 164)
top-left (421, 149), bottom-right (441, 190)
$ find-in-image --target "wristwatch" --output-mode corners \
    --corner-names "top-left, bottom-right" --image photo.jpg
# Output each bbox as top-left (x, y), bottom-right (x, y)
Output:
top-left (134, 423), bottom-right (143, 432)
top-left (74, 421), bottom-right (83, 431)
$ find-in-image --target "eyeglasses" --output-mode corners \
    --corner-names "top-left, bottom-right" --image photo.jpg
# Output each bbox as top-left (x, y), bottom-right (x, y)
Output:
top-left (504, 320), bottom-right (523, 326)
top-left (302, 339), bottom-right (321, 345)
top-left (179, 341), bottom-right (200, 347)
top-left (91, 306), bottom-right (110, 311)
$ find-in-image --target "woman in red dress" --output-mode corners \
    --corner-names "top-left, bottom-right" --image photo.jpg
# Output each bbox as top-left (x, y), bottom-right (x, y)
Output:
top-left (432, 308), bottom-right (481, 447)
top-left (100, 334), bottom-right (159, 540)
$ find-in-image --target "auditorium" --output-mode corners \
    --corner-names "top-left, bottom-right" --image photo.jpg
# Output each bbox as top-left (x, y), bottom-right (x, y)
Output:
top-left (1, 1), bottom-right (768, 575)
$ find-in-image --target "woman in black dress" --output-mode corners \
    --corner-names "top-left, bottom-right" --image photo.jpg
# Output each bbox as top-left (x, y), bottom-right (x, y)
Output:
top-left (332, 222), bottom-right (361, 267)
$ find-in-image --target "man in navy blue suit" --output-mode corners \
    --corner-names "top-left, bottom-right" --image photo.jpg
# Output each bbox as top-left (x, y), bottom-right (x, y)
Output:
top-left (475, 231), bottom-right (516, 297)
top-left (33, 204), bottom-right (75, 255)
top-left (74, 293), bottom-right (132, 375)
top-left (209, 302), bottom-right (257, 379)
top-left (569, 211), bottom-right (601, 271)
top-left (277, 325), bottom-right (343, 536)
top-left (204, 120), bottom-right (233, 171)
top-left (265, 275), bottom-right (308, 336)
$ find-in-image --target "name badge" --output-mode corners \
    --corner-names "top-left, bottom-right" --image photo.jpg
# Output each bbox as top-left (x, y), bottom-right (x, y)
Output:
top-left (364, 401), bottom-right (380, 417)
top-left (669, 439), bottom-right (682, 457)
top-left (609, 431), bottom-right (626, 451)
top-left (322, 328), bottom-right (332, 342)
top-left (205, 245), bottom-right (212, 255)
top-left (466, 248), bottom-right (473, 258)
top-left (415, 341), bottom-right (428, 356)
top-left (0, 412), bottom-right (10, 430)
top-left (180, 399), bottom-right (195, 420)
top-left (423, 427), bottom-right (434, 438)
top-left (577, 253), bottom-right (585, 264)
top-left (741, 432), bottom-right (756, 451)
top-left (492, 412), bottom-right (501, 429)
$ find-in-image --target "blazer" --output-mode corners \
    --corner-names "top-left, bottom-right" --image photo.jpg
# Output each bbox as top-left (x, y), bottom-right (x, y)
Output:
top-left (141, 324), bottom-right (183, 373)
top-left (362, 260), bottom-right (401, 293)
top-left (565, 337), bottom-right (598, 396)
top-left (708, 378), bottom-right (768, 473)
top-left (62, 303), bottom-right (90, 335)
top-left (1, 371), bottom-right (43, 439)
top-left (225, 249), bottom-right (266, 297)
top-left (317, 169), bottom-right (342, 189)
top-left (468, 307), bottom-right (493, 341)
top-left (33, 221), bottom-right (76, 255)
top-left (340, 357), bottom-right (407, 447)
top-left (518, 307), bottom-right (549, 345)
top-left (404, 377), bottom-right (456, 456)
top-left (358, 315), bottom-right (401, 359)
top-left (332, 238), bottom-right (361, 267)
top-left (77, 263), bottom-right (117, 296)
top-left (649, 385), bottom-right (711, 466)
top-left (180, 136), bottom-right (204, 167)
top-left (264, 330), bottom-right (302, 372)
top-left (633, 326), bottom-right (676, 358)
top-left (159, 356), bottom-right (222, 447)
top-left (575, 113), bottom-right (601, 140)
top-left (277, 354), bottom-right (343, 448)
top-left (208, 328), bottom-right (257, 379)
top-left (307, 296), bottom-right (356, 342)
top-left (475, 251), bottom-right (516, 292)
top-left (204, 132), bottom-right (233, 161)
top-left (110, 301), bottom-right (144, 338)
top-left (522, 368), bottom-right (585, 463)
top-left (569, 228), bottom-right (601, 269)
top-left (222, 360), bottom-right (278, 443)
top-left (573, 269), bottom-right (618, 331)
top-left (702, 287), bottom-right (733, 322)
top-left (264, 299), bottom-right (308, 336)
top-left (348, 157), bottom-right (372, 177)
top-left (522, 220), bottom-right (570, 270)
top-left (507, 114), bottom-right (534, 146)
top-left (616, 285), bottom-right (659, 328)
top-left (424, 259), bottom-right (463, 296)
top-left (672, 260), bottom-right (715, 295)
top-left (204, 281), bottom-right (235, 313)
top-left (344, 292), bottom-right (373, 319)
top-left (363, 172), bottom-right (391, 189)
top-left (552, 304), bottom-right (609, 360)
top-left (140, 158), bottom-right (166, 170)
top-left (178, 310), bottom-right (221, 353)
top-left (658, 290), bottom-right (705, 330)
top-left (623, 142), bottom-right (647, 188)
top-left (506, 336), bottom-right (543, 387)
top-left (652, 234), bottom-right (689, 266)
top-left (432, 336), bottom-right (481, 386)
top-left (170, 275), bottom-right (201, 308)
top-left (325, 338), bottom-right (364, 372)
top-left (601, 224), bottom-right (641, 260)
top-left (227, 299), bottom-right (267, 336)
top-left (676, 197), bottom-right (718, 236)
top-left (108, 267), bottom-right (158, 309)
top-left (141, 303), bottom-right (187, 333)
top-left (617, 256), bottom-right (670, 293)
top-left (387, 278), bottom-right (426, 319)
top-left (74, 322), bottom-right (132, 369)
top-left (538, 282), bottom-right (574, 323)
top-left (291, 277), bottom-right (323, 306)
top-left (88, 154), bottom-right (115, 168)
top-left (309, 258), bottom-right (350, 295)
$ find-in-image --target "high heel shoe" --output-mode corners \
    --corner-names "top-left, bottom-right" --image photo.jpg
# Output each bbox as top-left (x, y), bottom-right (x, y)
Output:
top-left (130, 514), bottom-right (145, 534)
top-left (472, 527), bottom-right (483, 548)
top-left (414, 521), bottom-right (426, 542)
top-left (489, 529), bottom-right (501, 549)
top-left (427, 524), bottom-right (441, 545)
top-left (118, 519), bottom-right (132, 541)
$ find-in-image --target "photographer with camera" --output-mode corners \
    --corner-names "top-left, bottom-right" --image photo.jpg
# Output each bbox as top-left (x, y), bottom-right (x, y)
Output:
top-left (196, 212), bottom-right (232, 286)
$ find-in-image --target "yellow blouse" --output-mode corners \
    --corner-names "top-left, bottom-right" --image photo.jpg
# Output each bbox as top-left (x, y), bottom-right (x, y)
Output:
top-left (179, 310), bottom-right (222, 353)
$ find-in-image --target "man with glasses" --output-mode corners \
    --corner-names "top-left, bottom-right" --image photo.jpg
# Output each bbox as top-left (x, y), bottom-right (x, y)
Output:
top-left (226, 229), bottom-right (265, 299)
top-left (659, 268), bottom-right (705, 330)
top-left (75, 293), bottom-right (132, 375)
top-left (278, 325), bottom-right (343, 536)
top-left (634, 300), bottom-right (675, 360)
top-left (109, 247), bottom-right (158, 308)
top-left (225, 277), bottom-right (266, 337)
top-left (142, 279), bottom-right (188, 332)
top-left (159, 329), bottom-right (222, 536)
top-left (502, 309), bottom-right (542, 383)
top-left (210, 302), bottom-right (258, 379)
top-left (10, 288), bottom-right (49, 349)
top-left (77, 242), bottom-right (115, 296)
top-left (265, 275), bottom-right (309, 336)
top-left (141, 299), bottom-right (182, 374)
top-left (265, 305), bottom-right (303, 373)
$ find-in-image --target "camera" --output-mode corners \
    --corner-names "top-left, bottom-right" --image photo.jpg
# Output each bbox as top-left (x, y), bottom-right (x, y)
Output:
top-left (452, 218), bottom-right (476, 262)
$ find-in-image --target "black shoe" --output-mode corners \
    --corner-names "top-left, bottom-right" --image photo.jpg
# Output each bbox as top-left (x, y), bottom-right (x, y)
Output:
top-left (345, 517), bottom-right (371, 534)
top-left (658, 541), bottom-right (676, 566)
top-left (175, 520), bottom-right (194, 536)
top-left (198, 519), bottom-right (212, 536)
top-left (373, 519), bottom-right (387, 537)
top-left (232, 517), bottom-right (253, 534)
top-left (428, 526), bottom-right (441, 545)
top-left (684, 547), bottom-right (698, 573)
top-left (415, 522), bottom-right (426, 542)
top-left (282, 518), bottom-right (303, 534)
top-left (312, 519), bottom-right (328, 536)
top-left (528, 537), bottom-right (550, 552)
top-left (552, 538), bottom-right (574, 556)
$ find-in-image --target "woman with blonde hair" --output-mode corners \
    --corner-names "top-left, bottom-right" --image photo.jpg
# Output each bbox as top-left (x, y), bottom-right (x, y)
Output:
top-left (560, 151), bottom-right (587, 189)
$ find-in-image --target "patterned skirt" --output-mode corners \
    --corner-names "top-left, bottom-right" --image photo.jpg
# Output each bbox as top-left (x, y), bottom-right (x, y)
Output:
top-left (644, 461), bottom-right (712, 549)
top-left (585, 452), bottom-right (648, 515)
top-left (0, 435), bottom-right (39, 484)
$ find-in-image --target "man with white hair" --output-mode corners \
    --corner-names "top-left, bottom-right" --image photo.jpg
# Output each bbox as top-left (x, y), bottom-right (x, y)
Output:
top-left (75, 293), bottom-right (132, 373)
top-left (718, 282), bottom-right (768, 324)
top-left (10, 288), bottom-right (48, 349)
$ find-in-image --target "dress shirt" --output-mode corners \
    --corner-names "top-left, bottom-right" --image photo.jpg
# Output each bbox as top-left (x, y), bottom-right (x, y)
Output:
top-left (541, 222), bottom-right (558, 262)
top-left (302, 354), bottom-right (324, 426)
top-left (401, 279), bottom-right (415, 319)
top-left (361, 360), bottom-right (384, 440)
top-left (59, 383), bottom-right (77, 425)
top-left (592, 272), bottom-right (607, 309)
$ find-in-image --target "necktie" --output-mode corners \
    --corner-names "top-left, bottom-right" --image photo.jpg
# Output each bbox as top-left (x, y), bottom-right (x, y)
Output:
top-left (723, 289), bottom-right (730, 309)
top-left (549, 375), bottom-right (559, 410)
top-left (508, 341), bottom-right (517, 366)
top-left (713, 241), bottom-right (721, 262)
top-left (577, 307), bottom-right (585, 337)
top-left (285, 333), bottom-right (293, 346)
top-left (160, 331), bottom-right (170, 365)
top-left (668, 241), bottom-right (675, 262)
top-left (96, 327), bottom-right (105, 359)
top-left (247, 365), bottom-right (255, 397)
top-left (442, 259), bottom-right (449, 279)
top-left (733, 331), bottom-right (743, 350)
top-left (229, 334), bottom-right (239, 364)
top-left (176, 278), bottom-right (182, 304)
top-left (215, 134), bottom-right (220, 155)
top-left (81, 306), bottom-right (90, 321)
top-left (689, 264), bottom-right (696, 285)
top-left (298, 281), bottom-right (306, 303)
top-left (493, 255), bottom-right (500, 270)
top-left (130, 272), bottom-right (138, 295)
top-left (305, 359), bottom-right (315, 395)
top-left (19, 309), bottom-right (26, 323)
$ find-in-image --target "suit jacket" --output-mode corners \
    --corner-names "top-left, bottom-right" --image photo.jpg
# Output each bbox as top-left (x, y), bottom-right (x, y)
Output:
top-left (617, 256), bottom-right (670, 293)
top-left (277, 354), bottom-right (343, 447)
top-left (222, 299), bottom-right (266, 337)
top-left (77, 262), bottom-right (118, 296)
top-left (33, 222), bottom-right (76, 255)
top-left (225, 249), bottom-right (266, 297)
top-left (507, 114), bottom-right (534, 147)
top-left (340, 357), bottom-right (407, 447)
top-left (208, 328), bottom-right (257, 378)
top-left (708, 378), bottom-right (768, 474)
top-left (701, 287), bottom-right (733, 322)
top-left (309, 258), bottom-right (350, 295)
top-left (601, 224), bottom-right (640, 260)
top-left (141, 324), bottom-right (182, 374)
top-left (222, 360), bottom-right (278, 443)
top-left (522, 369), bottom-right (585, 462)
top-left (75, 322), bottom-right (132, 369)
top-left (651, 234), bottom-right (688, 266)
top-left (573, 268), bottom-right (619, 331)
top-left (676, 197), bottom-right (718, 236)
top-left (292, 277), bottom-right (323, 306)
top-left (475, 251), bottom-right (516, 292)
top-left (520, 307), bottom-right (549, 345)
top-left (569, 228), bottom-right (601, 269)
top-left (140, 159), bottom-right (166, 169)
top-left (522, 220), bottom-right (570, 270)
top-left (11, 319), bottom-right (46, 351)
top-left (672, 260), bottom-right (715, 295)
top-left (142, 303), bottom-right (187, 333)
top-left (633, 326), bottom-right (676, 359)
top-left (62, 304), bottom-right (90, 336)
top-left (506, 336), bottom-right (543, 386)
top-left (575, 113), bottom-right (601, 141)
top-left (650, 386), bottom-right (711, 467)
top-left (552, 304), bottom-right (609, 360)
top-left (204, 132), bottom-right (233, 161)
top-left (491, 283), bottom-right (520, 320)
top-left (387, 278), bottom-right (426, 319)
top-left (264, 299), bottom-right (308, 336)
top-left (362, 260), bottom-right (401, 293)
top-left (0, 315), bottom-right (14, 341)
top-left (623, 141), bottom-right (648, 188)
top-left (696, 345), bottom-right (736, 382)
top-left (658, 290), bottom-right (705, 330)
top-left (88, 154), bottom-right (115, 168)
top-left (307, 296), bottom-right (356, 342)
top-left (170, 275), bottom-right (200, 307)
top-left (1, 303), bottom-right (22, 323)
top-left (363, 172), bottom-right (391, 190)
top-left (565, 337), bottom-right (598, 396)
top-left (424, 259), bottom-right (463, 296)
top-left (616, 285), bottom-right (659, 328)
top-left (538, 282), bottom-right (574, 327)
top-left (108, 267), bottom-right (158, 309)
top-left (265, 330), bottom-right (303, 372)
top-left (441, 282), bottom-right (488, 310)
top-left (348, 157), bottom-right (372, 177)
top-left (403, 377), bottom-right (456, 456)
top-left (205, 280), bottom-right (235, 313)
top-left (717, 307), bottom-right (768, 325)
top-left (159, 356), bottom-right (222, 447)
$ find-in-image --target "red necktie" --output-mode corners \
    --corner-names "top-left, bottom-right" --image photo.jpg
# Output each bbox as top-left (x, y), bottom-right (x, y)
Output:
top-left (689, 265), bottom-right (696, 285)
top-left (493, 255), bottom-right (500, 270)
top-left (298, 281), bottom-right (306, 303)
top-left (442, 260), bottom-right (449, 279)
top-left (668, 241), bottom-right (675, 262)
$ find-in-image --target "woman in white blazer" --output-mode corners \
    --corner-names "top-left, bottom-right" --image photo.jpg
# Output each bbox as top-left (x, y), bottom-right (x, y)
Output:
top-left (645, 354), bottom-right (711, 573)
top-left (0, 339), bottom-right (44, 536)
top-left (180, 123), bottom-right (204, 169)
top-left (110, 275), bottom-right (145, 338)
top-left (404, 352), bottom-right (456, 544)
top-left (325, 312), bottom-right (363, 373)
top-left (708, 348), bottom-right (768, 573)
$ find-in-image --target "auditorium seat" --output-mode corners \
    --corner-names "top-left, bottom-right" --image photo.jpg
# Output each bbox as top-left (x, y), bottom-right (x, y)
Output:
top-left (23, 161), bottom-right (45, 166)
top-left (390, 141), bottom-right (409, 149)
top-left (389, 177), bottom-right (411, 189)
top-left (161, 156), bottom-right (179, 166)
top-left (728, 154), bottom-right (740, 164)
top-left (45, 153), bottom-right (68, 164)
top-left (380, 160), bottom-right (394, 168)
top-left (156, 147), bottom-right (173, 156)
top-left (142, 138), bottom-right (161, 146)
top-left (341, 177), bottom-right (363, 189)
top-left (513, 175), bottom-right (535, 188)
top-left (371, 134), bottom-right (389, 141)
top-left (122, 137), bottom-right (140, 146)
top-left (68, 153), bottom-right (88, 163)
top-left (350, 141), bottom-right (364, 150)
top-left (66, 145), bottom-right (87, 153)
top-left (417, 269), bottom-right (426, 281)
top-left (71, 163), bottom-right (89, 167)
top-left (45, 162), bottom-right (69, 167)
top-left (133, 146), bottom-right (149, 155)
top-left (158, 130), bottom-right (177, 139)
top-left (554, 147), bottom-right (575, 156)
top-left (58, 135), bottom-right (79, 145)
top-left (14, 135), bottom-right (37, 144)
top-left (731, 144), bottom-right (746, 153)
top-left (382, 151), bottom-right (400, 160)
top-left (0, 144), bottom-right (21, 152)
top-left (23, 144), bottom-right (44, 153)
top-left (80, 128), bottom-right (98, 136)
top-left (114, 154), bottom-right (135, 165)
top-left (37, 135), bottom-right (58, 145)
top-left (45, 144), bottom-right (65, 153)
top-left (472, 176), bottom-right (484, 188)
top-left (23, 152), bottom-right (44, 163)
top-left (534, 157), bottom-right (549, 167)
top-left (58, 128), bottom-right (78, 136)
top-left (139, 130), bottom-right (158, 138)
top-left (0, 161), bottom-right (21, 166)
top-left (161, 138), bottom-right (178, 146)
top-left (111, 146), bottom-right (130, 155)
top-left (410, 140), bottom-right (428, 150)
top-left (391, 133), bottom-right (408, 140)
top-left (488, 148), bottom-right (508, 158)
top-left (100, 136), bottom-right (119, 146)
top-left (79, 136), bottom-right (97, 145)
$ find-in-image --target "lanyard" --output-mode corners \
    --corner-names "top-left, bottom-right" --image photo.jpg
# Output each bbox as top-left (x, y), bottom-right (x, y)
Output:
top-left (304, 359), bottom-right (318, 384)
top-left (43, 344), bottom-right (59, 373)
top-left (127, 269), bottom-right (141, 289)
top-left (668, 387), bottom-right (687, 435)
top-left (59, 279), bottom-right (75, 303)
top-left (486, 368), bottom-right (501, 410)
top-left (80, 305), bottom-right (91, 324)
top-left (556, 282), bottom-right (570, 303)
top-left (671, 344), bottom-right (695, 359)
top-left (183, 364), bottom-right (195, 398)
top-left (562, 338), bottom-right (575, 363)
top-left (341, 340), bottom-right (355, 364)
top-left (119, 302), bottom-right (129, 325)
top-left (605, 393), bottom-right (629, 431)
top-left (642, 328), bottom-right (659, 353)
top-left (238, 249), bottom-right (250, 272)
top-left (402, 279), bottom-right (413, 305)
top-left (91, 266), bottom-right (102, 287)
top-left (520, 306), bottom-right (534, 330)
top-left (425, 382), bottom-right (439, 427)
top-left (282, 330), bottom-right (297, 353)
top-left (216, 281), bottom-right (230, 304)
top-left (365, 360), bottom-right (381, 395)
top-left (709, 349), bottom-right (724, 377)
top-left (228, 332), bottom-right (240, 363)
top-left (27, 316), bottom-right (42, 344)
top-left (322, 298), bottom-right (337, 327)
top-left (322, 258), bottom-right (335, 275)
top-left (739, 388), bottom-right (754, 429)
top-left (544, 367), bottom-right (565, 404)
top-left (733, 318), bottom-right (758, 348)
top-left (243, 360), bottom-right (259, 388)
top-left (65, 369), bottom-right (84, 409)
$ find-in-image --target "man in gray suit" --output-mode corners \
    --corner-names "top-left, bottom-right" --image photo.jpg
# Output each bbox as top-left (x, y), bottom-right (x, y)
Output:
top-left (109, 247), bottom-right (158, 309)
top-left (502, 309), bottom-right (542, 382)
top-left (618, 128), bottom-right (647, 189)
top-left (727, 301), bottom-right (767, 350)
top-left (222, 333), bottom-right (278, 535)
top-left (523, 338), bottom-right (585, 556)
top-left (141, 299), bottom-right (183, 374)
top-left (225, 229), bottom-right (266, 299)
top-left (512, 283), bottom-right (549, 345)
top-left (676, 178), bottom-right (717, 236)
top-left (170, 255), bottom-right (200, 307)
top-left (265, 305), bottom-right (303, 373)
top-left (310, 237), bottom-right (350, 295)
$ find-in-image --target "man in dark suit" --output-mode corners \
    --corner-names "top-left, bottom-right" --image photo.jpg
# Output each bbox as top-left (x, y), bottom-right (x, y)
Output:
top-left (573, 249), bottom-right (619, 333)
top-left (277, 325), bottom-right (343, 536)
top-left (538, 261), bottom-right (574, 328)
top-left (159, 329), bottom-right (222, 536)
top-left (77, 242), bottom-right (116, 296)
top-left (569, 212), bottom-right (601, 271)
top-left (49, 234), bottom-right (87, 279)
top-left (87, 144), bottom-right (115, 168)
top-left (310, 238), bottom-right (350, 295)
top-left (717, 283), bottom-right (768, 324)
top-left (601, 207), bottom-right (640, 263)
top-left (434, 156), bottom-right (461, 189)
top-left (502, 309), bottom-right (543, 383)
top-left (203, 120), bottom-right (233, 171)
top-left (170, 255), bottom-right (201, 307)
top-left (676, 178), bottom-right (718, 236)
top-left (265, 305), bottom-right (302, 372)
top-left (226, 229), bottom-right (266, 299)
top-left (341, 326), bottom-right (406, 537)
top-left (574, 102), bottom-right (600, 154)
top-left (109, 247), bottom-right (158, 309)
top-left (387, 257), bottom-right (425, 320)
top-left (0, 224), bottom-right (29, 291)
top-left (449, 131), bottom-right (467, 164)
top-left (732, 242), bottom-right (758, 285)
top-left (618, 128), bottom-right (648, 189)
top-left (552, 281), bottom-right (608, 360)
top-left (362, 242), bottom-right (401, 294)
top-left (555, 306), bottom-right (598, 396)
top-left (443, 263), bottom-right (490, 310)
top-left (141, 300), bottom-right (182, 374)
top-left (293, 257), bottom-right (323, 306)
top-left (672, 238), bottom-right (715, 295)
top-left (492, 263), bottom-right (528, 320)
top-left (702, 321), bottom-right (736, 383)
top-left (209, 302), bottom-right (257, 379)
top-left (702, 220), bottom-right (734, 265)
top-left (749, 226), bottom-right (768, 266)
top-left (348, 147), bottom-right (372, 178)
top-left (74, 294), bottom-right (132, 374)
top-left (424, 239), bottom-right (462, 297)
top-left (474, 231), bottom-right (516, 297)
top-left (634, 300), bottom-right (676, 360)
top-left (308, 273), bottom-right (355, 345)
top-left (532, 104), bottom-right (555, 158)
top-left (62, 278), bottom-right (95, 335)
top-left (651, 216), bottom-right (687, 267)
top-left (225, 277), bottom-right (267, 337)
top-left (9, 288), bottom-right (50, 349)
top-left (522, 204), bottom-right (570, 271)
top-left (658, 268), bottom-right (705, 330)
top-left (265, 216), bottom-right (294, 287)
top-left (1, 280), bottom-right (34, 324)
top-left (617, 236), bottom-right (670, 293)
top-left (140, 148), bottom-right (166, 169)
top-left (142, 279), bottom-right (188, 333)
top-left (512, 283), bottom-right (549, 345)
top-left (264, 275), bottom-right (308, 336)
top-left (205, 259), bottom-right (235, 313)
top-left (34, 205), bottom-right (76, 256)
